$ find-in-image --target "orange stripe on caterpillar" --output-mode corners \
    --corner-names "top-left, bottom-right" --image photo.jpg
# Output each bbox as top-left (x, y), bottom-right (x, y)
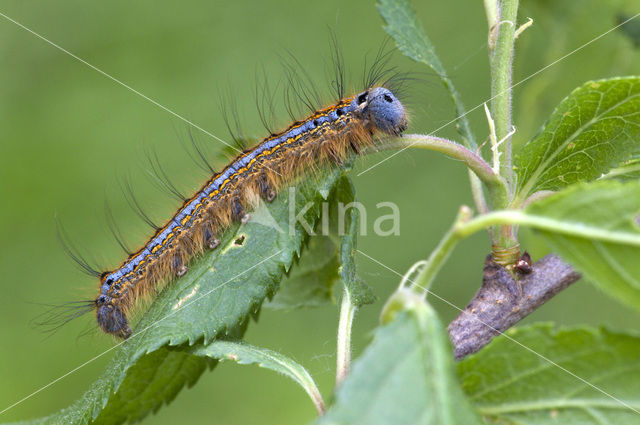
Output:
top-left (93, 87), bottom-right (407, 338)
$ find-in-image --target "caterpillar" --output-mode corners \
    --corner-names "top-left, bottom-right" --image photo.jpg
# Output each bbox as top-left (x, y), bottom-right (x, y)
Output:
top-left (58, 66), bottom-right (408, 339)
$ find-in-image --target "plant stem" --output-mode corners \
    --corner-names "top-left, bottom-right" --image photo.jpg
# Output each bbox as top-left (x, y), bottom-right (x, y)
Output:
top-left (335, 285), bottom-right (355, 389)
top-left (602, 161), bottom-right (640, 180)
top-left (411, 206), bottom-right (474, 293)
top-left (489, 0), bottom-right (518, 190)
top-left (520, 190), bottom-right (555, 208)
top-left (484, 0), bottom-right (498, 30)
top-left (404, 201), bottom-right (639, 301)
top-left (469, 170), bottom-right (490, 215)
top-left (458, 210), bottom-right (640, 245)
top-left (307, 385), bottom-right (326, 416)
top-left (487, 0), bottom-right (520, 258)
top-left (403, 194), bottom-right (640, 304)
top-left (378, 135), bottom-right (510, 212)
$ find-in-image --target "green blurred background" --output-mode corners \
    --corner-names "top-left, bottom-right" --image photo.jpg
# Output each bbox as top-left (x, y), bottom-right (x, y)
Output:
top-left (1, 0), bottom-right (639, 423)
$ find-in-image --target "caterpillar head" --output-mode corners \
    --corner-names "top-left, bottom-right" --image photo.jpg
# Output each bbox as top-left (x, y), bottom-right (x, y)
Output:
top-left (95, 295), bottom-right (132, 339)
top-left (356, 87), bottom-right (407, 136)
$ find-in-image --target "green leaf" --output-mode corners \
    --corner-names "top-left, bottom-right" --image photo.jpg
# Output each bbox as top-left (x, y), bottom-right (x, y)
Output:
top-left (93, 348), bottom-right (213, 425)
top-left (190, 339), bottom-right (324, 414)
top-left (513, 1), bottom-right (640, 143)
top-left (459, 324), bottom-right (640, 424)
top-left (377, 0), bottom-right (476, 147)
top-left (319, 290), bottom-right (482, 425)
top-left (14, 168), bottom-right (347, 425)
top-left (265, 236), bottom-right (340, 309)
top-left (7, 348), bottom-right (213, 425)
top-left (376, 0), bottom-right (445, 75)
top-left (515, 77), bottom-right (640, 201)
top-left (523, 179), bottom-right (640, 311)
top-left (266, 175), bottom-right (374, 309)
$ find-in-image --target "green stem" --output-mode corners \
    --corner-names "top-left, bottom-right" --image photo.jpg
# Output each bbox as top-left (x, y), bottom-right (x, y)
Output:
top-left (488, 0), bottom-right (520, 256)
top-left (335, 285), bottom-right (355, 389)
top-left (458, 210), bottom-right (640, 245)
top-left (378, 135), bottom-right (510, 211)
top-left (411, 206), bottom-right (474, 293)
top-left (602, 162), bottom-right (640, 180)
top-left (489, 0), bottom-right (518, 189)
top-left (469, 167), bottom-right (490, 216)
top-left (520, 190), bottom-right (555, 208)
top-left (478, 399), bottom-right (640, 416)
top-left (484, 0), bottom-right (498, 30)
top-left (406, 205), bottom-right (640, 297)
top-left (469, 170), bottom-right (490, 215)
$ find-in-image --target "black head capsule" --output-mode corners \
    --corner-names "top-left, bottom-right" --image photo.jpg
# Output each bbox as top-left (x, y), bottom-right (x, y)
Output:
top-left (357, 87), bottom-right (407, 135)
top-left (95, 296), bottom-right (132, 339)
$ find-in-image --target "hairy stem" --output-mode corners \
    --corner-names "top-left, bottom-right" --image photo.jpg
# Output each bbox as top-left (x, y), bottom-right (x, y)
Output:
top-left (484, 0), bottom-right (498, 30)
top-left (335, 285), bottom-right (355, 389)
top-left (489, 0), bottom-right (518, 189)
top-left (487, 0), bottom-right (520, 257)
top-left (397, 202), bottom-right (637, 315)
top-left (469, 170), bottom-right (490, 215)
top-left (460, 210), bottom-right (640, 245)
top-left (378, 135), bottom-right (510, 211)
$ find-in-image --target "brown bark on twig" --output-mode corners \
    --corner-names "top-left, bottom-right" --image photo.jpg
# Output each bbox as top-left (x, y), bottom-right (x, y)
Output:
top-left (447, 254), bottom-right (581, 360)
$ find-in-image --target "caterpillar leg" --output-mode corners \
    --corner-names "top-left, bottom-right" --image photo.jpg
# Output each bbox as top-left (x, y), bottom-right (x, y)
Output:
top-left (208, 238), bottom-right (221, 250)
top-left (258, 176), bottom-right (277, 202)
top-left (230, 197), bottom-right (244, 221)
top-left (173, 256), bottom-right (188, 277)
top-left (350, 140), bottom-right (361, 154)
top-left (203, 227), bottom-right (220, 250)
top-left (327, 147), bottom-right (343, 166)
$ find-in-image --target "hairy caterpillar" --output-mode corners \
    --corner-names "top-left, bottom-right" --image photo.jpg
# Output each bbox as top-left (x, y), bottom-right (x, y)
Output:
top-left (58, 61), bottom-right (408, 339)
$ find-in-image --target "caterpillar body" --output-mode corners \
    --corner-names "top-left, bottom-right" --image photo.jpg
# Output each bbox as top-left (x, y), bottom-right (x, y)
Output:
top-left (83, 86), bottom-right (407, 339)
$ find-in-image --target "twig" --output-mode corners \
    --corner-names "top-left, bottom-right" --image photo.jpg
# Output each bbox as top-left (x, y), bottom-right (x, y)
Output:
top-left (447, 254), bottom-right (581, 360)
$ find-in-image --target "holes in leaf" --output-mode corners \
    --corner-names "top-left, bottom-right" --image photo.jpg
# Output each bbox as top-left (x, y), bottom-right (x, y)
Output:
top-left (234, 235), bottom-right (246, 246)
